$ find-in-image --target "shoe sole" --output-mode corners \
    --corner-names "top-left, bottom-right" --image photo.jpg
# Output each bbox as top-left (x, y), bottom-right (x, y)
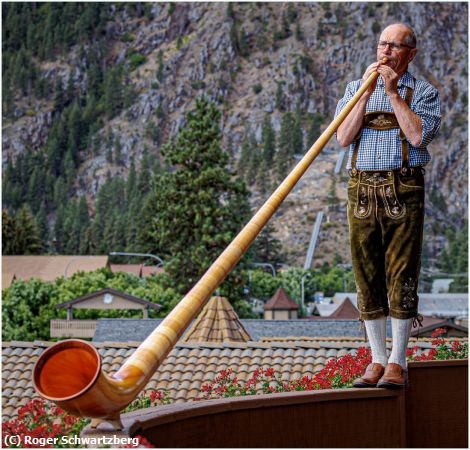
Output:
top-left (353, 381), bottom-right (378, 388)
top-left (377, 380), bottom-right (408, 389)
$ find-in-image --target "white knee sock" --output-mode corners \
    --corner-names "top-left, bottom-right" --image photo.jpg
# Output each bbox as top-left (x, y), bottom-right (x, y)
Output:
top-left (388, 317), bottom-right (413, 369)
top-left (364, 318), bottom-right (388, 367)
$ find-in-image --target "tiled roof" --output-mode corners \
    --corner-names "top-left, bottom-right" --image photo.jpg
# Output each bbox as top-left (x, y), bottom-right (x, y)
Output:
top-left (110, 264), bottom-right (142, 276)
top-left (4, 337), bottom-right (459, 421)
top-left (2, 272), bottom-right (15, 289)
top-left (264, 287), bottom-right (299, 310)
top-left (181, 296), bottom-right (252, 343)
top-left (333, 292), bottom-right (469, 318)
top-left (93, 316), bottom-right (467, 343)
top-left (2, 256), bottom-right (109, 284)
top-left (329, 298), bottom-right (359, 318)
top-left (93, 318), bottom-right (377, 342)
top-left (55, 288), bottom-right (162, 310)
top-left (141, 266), bottom-right (164, 277)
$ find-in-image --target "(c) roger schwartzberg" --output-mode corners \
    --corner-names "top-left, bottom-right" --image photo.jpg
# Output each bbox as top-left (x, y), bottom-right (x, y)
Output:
top-left (22, 435), bottom-right (141, 447)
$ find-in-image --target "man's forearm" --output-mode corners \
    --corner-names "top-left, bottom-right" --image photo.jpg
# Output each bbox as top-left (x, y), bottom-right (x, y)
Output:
top-left (389, 93), bottom-right (423, 147)
top-left (336, 95), bottom-right (369, 148)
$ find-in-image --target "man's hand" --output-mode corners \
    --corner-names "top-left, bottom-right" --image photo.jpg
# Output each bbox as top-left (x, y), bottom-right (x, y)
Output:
top-left (362, 62), bottom-right (380, 96)
top-left (377, 64), bottom-right (400, 97)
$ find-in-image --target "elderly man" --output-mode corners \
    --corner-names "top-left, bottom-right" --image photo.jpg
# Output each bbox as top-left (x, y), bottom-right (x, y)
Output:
top-left (335, 23), bottom-right (441, 388)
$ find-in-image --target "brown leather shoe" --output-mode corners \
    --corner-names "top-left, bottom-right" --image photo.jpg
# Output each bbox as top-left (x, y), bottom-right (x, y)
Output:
top-left (377, 363), bottom-right (408, 389)
top-left (353, 363), bottom-right (385, 388)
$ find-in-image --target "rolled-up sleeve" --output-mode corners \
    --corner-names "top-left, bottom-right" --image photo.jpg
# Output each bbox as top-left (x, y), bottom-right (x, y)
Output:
top-left (414, 84), bottom-right (442, 148)
top-left (334, 81), bottom-right (359, 142)
top-left (334, 81), bottom-right (358, 119)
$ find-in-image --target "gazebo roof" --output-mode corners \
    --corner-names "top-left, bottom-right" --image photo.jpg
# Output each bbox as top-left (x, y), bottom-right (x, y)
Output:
top-left (181, 296), bottom-right (252, 343)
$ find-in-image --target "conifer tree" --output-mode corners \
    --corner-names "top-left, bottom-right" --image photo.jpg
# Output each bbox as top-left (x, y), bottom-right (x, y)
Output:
top-left (275, 81), bottom-right (285, 111)
top-left (3, 206), bottom-right (42, 255)
top-left (246, 133), bottom-right (260, 186)
top-left (276, 112), bottom-right (294, 181)
top-left (252, 222), bottom-right (283, 266)
top-left (262, 115), bottom-right (276, 165)
top-left (239, 28), bottom-right (249, 57)
top-left (139, 97), bottom-right (252, 311)
top-left (36, 203), bottom-right (49, 250)
top-left (237, 131), bottom-right (251, 178)
top-left (53, 205), bottom-right (65, 253)
top-left (292, 114), bottom-right (304, 155)
top-left (307, 112), bottom-right (324, 145)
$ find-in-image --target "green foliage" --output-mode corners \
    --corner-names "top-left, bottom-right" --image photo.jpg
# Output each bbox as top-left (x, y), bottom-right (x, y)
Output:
top-left (128, 52), bottom-right (147, 71)
top-left (239, 28), bottom-right (249, 57)
top-left (253, 83), bottom-right (263, 94)
top-left (251, 223), bottom-right (283, 267)
top-left (276, 112), bottom-right (295, 181)
top-left (138, 98), bottom-right (252, 313)
top-left (372, 21), bottom-right (381, 34)
top-left (2, 268), bottom-right (181, 341)
top-left (275, 81), bottom-right (285, 111)
top-left (2, 206), bottom-right (42, 255)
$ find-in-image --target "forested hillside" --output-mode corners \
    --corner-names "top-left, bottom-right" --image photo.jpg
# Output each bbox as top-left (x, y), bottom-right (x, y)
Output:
top-left (2, 3), bottom-right (468, 285)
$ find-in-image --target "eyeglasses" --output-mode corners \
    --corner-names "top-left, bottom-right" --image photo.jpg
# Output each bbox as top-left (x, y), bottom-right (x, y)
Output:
top-left (377, 40), bottom-right (415, 51)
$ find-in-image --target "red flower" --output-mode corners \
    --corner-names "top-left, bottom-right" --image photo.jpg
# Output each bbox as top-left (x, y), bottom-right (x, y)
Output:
top-left (431, 327), bottom-right (447, 338)
top-left (265, 368), bottom-right (275, 377)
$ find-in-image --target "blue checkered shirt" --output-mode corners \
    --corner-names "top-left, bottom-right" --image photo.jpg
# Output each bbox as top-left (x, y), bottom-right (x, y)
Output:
top-left (335, 71), bottom-right (442, 170)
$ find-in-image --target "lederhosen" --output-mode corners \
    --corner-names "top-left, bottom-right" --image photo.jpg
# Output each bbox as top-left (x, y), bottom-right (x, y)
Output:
top-left (347, 85), bottom-right (424, 331)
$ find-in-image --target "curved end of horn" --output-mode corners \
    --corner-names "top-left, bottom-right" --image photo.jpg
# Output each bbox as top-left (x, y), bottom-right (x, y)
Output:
top-left (33, 340), bottom-right (139, 420)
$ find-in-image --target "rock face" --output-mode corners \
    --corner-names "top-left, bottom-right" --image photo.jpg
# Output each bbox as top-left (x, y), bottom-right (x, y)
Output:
top-left (2, 2), bottom-right (468, 266)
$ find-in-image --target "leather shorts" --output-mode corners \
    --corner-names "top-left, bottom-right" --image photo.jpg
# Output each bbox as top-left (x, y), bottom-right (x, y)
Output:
top-left (347, 169), bottom-right (425, 320)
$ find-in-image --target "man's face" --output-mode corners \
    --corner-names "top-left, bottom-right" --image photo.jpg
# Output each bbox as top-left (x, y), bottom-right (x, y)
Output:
top-left (376, 25), bottom-right (417, 76)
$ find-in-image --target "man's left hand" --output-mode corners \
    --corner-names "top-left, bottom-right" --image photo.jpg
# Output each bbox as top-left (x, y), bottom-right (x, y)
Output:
top-left (377, 64), bottom-right (399, 97)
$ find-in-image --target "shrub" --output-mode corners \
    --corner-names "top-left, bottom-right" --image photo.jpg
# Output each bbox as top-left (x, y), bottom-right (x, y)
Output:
top-left (129, 53), bottom-right (147, 71)
top-left (252, 83), bottom-right (262, 94)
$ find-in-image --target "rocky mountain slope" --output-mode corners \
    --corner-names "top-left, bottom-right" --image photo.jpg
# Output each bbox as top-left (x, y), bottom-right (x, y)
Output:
top-left (3, 2), bottom-right (468, 267)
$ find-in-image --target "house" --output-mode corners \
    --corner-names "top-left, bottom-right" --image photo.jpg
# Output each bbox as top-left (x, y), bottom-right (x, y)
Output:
top-left (263, 287), bottom-right (299, 320)
top-left (50, 288), bottom-right (162, 338)
top-left (2, 255), bottom-right (109, 287)
top-left (311, 297), bottom-right (359, 319)
top-left (110, 264), bottom-right (164, 278)
top-left (332, 292), bottom-right (468, 319)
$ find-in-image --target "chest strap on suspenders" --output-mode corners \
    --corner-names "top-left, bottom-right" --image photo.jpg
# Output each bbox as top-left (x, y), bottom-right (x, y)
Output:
top-left (350, 86), bottom-right (414, 176)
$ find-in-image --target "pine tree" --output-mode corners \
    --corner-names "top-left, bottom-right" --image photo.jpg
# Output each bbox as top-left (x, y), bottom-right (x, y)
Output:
top-left (307, 112), bottom-right (324, 145)
top-left (275, 81), bottom-right (285, 111)
top-left (156, 50), bottom-right (164, 82)
top-left (137, 149), bottom-right (152, 196)
top-left (53, 205), bottom-right (65, 253)
top-left (239, 28), bottom-right (249, 57)
top-left (3, 206), bottom-right (42, 255)
top-left (246, 133), bottom-right (260, 186)
top-left (262, 115), bottom-right (276, 165)
top-left (138, 97), bottom-right (252, 310)
top-left (252, 222), bottom-right (283, 266)
top-left (237, 131), bottom-right (251, 178)
top-left (292, 114), bottom-right (304, 156)
top-left (126, 157), bottom-right (138, 201)
top-left (36, 203), bottom-right (49, 250)
top-left (276, 112), bottom-right (294, 181)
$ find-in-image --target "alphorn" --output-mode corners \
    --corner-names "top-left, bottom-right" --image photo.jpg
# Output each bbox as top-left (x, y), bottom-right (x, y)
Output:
top-left (33, 59), bottom-right (387, 429)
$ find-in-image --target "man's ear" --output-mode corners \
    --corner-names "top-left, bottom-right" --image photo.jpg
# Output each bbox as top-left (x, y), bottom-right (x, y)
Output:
top-left (408, 48), bottom-right (417, 64)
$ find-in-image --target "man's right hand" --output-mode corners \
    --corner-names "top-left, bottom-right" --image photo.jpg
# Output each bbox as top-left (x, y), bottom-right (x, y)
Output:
top-left (362, 62), bottom-right (381, 96)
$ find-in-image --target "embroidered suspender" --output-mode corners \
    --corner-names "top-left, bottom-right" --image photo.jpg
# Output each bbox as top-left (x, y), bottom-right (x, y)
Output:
top-left (351, 86), bottom-right (414, 175)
